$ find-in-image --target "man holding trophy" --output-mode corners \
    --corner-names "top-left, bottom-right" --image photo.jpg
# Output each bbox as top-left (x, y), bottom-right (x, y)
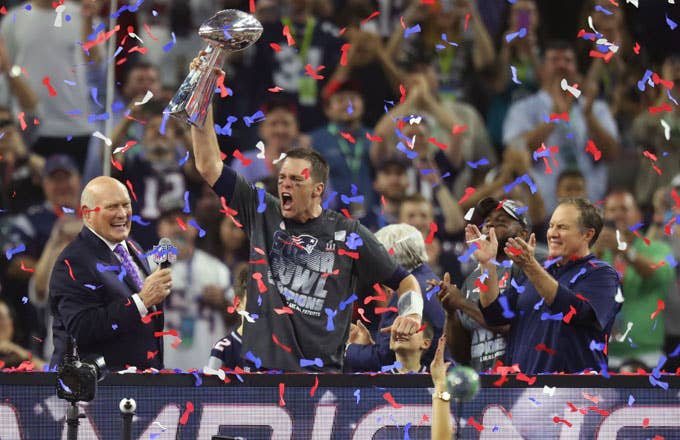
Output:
top-left (169, 10), bottom-right (424, 372)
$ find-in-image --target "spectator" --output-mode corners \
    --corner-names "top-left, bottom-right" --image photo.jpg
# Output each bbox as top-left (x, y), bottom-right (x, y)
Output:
top-left (218, 215), bottom-right (250, 278)
top-left (556, 169), bottom-right (588, 200)
top-left (434, 198), bottom-right (540, 372)
top-left (360, 157), bottom-right (410, 232)
top-left (0, 107), bottom-right (44, 213)
top-left (113, 104), bottom-right (202, 250)
top-left (229, 97), bottom-right (311, 184)
top-left (593, 190), bottom-right (675, 369)
top-left (475, 198), bottom-right (621, 374)
top-left (430, 334), bottom-right (454, 439)
top-left (0, 154), bottom-right (81, 350)
top-left (387, 319), bottom-right (434, 373)
top-left (503, 40), bottom-right (620, 212)
top-left (344, 223), bottom-right (445, 372)
top-left (207, 266), bottom-right (249, 370)
top-left (155, 201), bottom-right (232, 371)
top-left (0, 298), bottom-right (45, 370)
top-left (0, 36), bottom-right (39, 133)
top-left (0, 0), bottom-right (101, 169)
top-left (310, 80), bottom-right (376, 214)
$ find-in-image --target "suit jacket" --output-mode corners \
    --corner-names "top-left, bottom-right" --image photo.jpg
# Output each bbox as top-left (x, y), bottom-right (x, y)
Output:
top-left (49, 227), bottom-right (164, 370)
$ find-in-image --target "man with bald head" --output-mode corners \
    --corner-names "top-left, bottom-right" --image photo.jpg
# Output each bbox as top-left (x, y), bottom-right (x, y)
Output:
top-left (49, 176), bottom-right (172, 370)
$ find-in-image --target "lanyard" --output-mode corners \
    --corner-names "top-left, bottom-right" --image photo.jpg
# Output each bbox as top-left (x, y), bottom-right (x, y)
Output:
top-left (281, 16), bottom-right (316, 62)
top-left (328, 123), bottom-right (364, 177)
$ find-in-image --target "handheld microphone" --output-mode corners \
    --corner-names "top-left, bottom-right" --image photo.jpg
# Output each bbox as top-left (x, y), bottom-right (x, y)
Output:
top-left (153, 237), bottom-right (177, 269)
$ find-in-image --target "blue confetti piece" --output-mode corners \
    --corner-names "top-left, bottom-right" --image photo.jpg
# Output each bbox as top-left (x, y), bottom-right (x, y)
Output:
top-left (96, 263), bottom-right (120, 272)
top-left (118, 266), bottom-right (127, 282)
top-left (21, 296), bottom-right (28, 304)
top-left (183, 191), bottom-right (191, 213)
top-left (188, 219), bottom-right (206, 238)
top-left (627, 222), bottom-right (644, 232)
top-left (62, 207), bottom-right (75, 214)
top-left (628, 394), bottom-right (635, 406)
top-left (528, 397), bottom-right (541, 406)
top-left (25, 4), bottom-right (32, 11)
top-left (569, 267), bottom-right (587, 284)
top-left (381, 361), bottom-right (402, 372)
top-left (666, 14), bottom-right (678, 30)
top-left (589, 340), bottom-right (605, 352)
top-left (243, 110), bottom-right (266, 127)
top-left (457, 242), bottom-right (478, 263)
top-left (90, 87), bottom-right (103, 108)
top-left (510, 65), bottom-right (522, 84)
top-left (214, 116), bottom-right (238, 136)
top-left (64, 80), bottom-right (77, 86)
top-left (245, 351), bottom-right (262, 369)
top-left (594, 5), bottom-right (613, 15)
top-left (346, 98), bottom-right (353, 114)
top-left (637, 70), bottom-right (654, 91)
top-left (339, 294), bottom-right (357, 311)
top-left (667, 89), bottom-right (679, 106)
top-left (354, 389), bottom-right (361, 404)
top-left (652, 355), bottom-right (666, 378)
top-left (649, 375), bottom-right (669, 390)
top-left (6, 243), bottom-right (26, 260)
top-left (87, 112), bottom-right (110, 123)
top-left (163, 32), bottom-right (176, 52)
top-left (159, 112), bottom-right (170, 135)
top-left (130, 215), bottom-right (150, 226)
top-left (84, 284), bottom-right (102, 290)
top-left (58, 378), bottom-right (72, 394)
top-left (599, 363), bottom-right (610, 378)
top-left (499, 295), bottom-right (515, 319)
top-left (300, 357), bottom-right (323, 368)
top-left (112, 324), bottom-right (118, 330)
top-left (505, 27), bottom-right (527, 43)
top-left (222, 25), bottom-right (232, 40)
top-left (670, 343), bottom-right (680, 358)
top-left (396, 141), bottom-right (418, 159)
top-left (178, 151), bottom-right (190, 167)
top-left (533, 298), bottom-right (544, 310)
top-left (404, 24), bottom-right (421, 38)
top-left (543, 256), bottom-right (563, 268)
top-left (324, 308), bottom-right (337, 331)
top-left (345, 233), bottom-right (363, 250)
top-left (257, 188), bottom-right (267, 213)
top-left (541, 312), bottom-right (564, 321)
top-left (322, 191), bottom-right (338, 209)
top-left (404, 422), bottom-right (411, 440)
top-left (492, 426), bottom-right (500, 432)
top-left (466, 157), bottom-right (490, 169)
top-left (427, 285), bottom-right (440, 301)
top-left (192, 371), bottom-right (203, 386)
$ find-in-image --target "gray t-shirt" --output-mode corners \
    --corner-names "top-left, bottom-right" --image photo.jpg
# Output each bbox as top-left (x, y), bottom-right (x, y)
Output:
top-left (213, 170), bottom-right (398, 372)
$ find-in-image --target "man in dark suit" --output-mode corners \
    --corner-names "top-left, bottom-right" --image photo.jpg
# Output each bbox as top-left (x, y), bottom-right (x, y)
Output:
top-left (49, 176), bottom-right (172, 370)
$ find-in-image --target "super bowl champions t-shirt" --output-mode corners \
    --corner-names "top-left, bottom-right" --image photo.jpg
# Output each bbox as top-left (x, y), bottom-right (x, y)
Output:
top-left (213, 169), bottom-right (398, 372)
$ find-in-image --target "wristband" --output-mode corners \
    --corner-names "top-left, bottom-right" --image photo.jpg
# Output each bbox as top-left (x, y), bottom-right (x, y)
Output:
top-left (397, 290), bottom-right (423, 317)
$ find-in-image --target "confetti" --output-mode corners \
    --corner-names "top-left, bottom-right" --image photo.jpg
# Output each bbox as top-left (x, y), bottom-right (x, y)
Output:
top-left (300, 358), bottom-right (323, 368)
top-left (304, 64), bottom-right (325, 80)
top-left (650, 299), bottom-right (665, 320)
top-left (560, 78), bottom-right (582, 98)
top-left (510, 65), bottom-right (522, 84)
top-left (272, 334), bottom-right (292, 353)
top-left (179, 401), bottom-right (194, 425)
top-left (505, 27), bottom-right (527, 42)
top-left (382, 392), bottom-right (402, 409)
top-left (162, 32), bottom-right (176, 52)
top-left (324, 308), bottom-right (337, 331)
top-left (666, 14), bottom-right (678, 30)
top-left (310, 375), bottom-right (319, 397)
top-left (498, 295), bottom-right (515, 319)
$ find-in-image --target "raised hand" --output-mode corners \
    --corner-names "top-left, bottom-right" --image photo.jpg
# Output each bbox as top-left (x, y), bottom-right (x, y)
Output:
top-left (431, 272), bottom-right (465, 314)
top-left (465, 224), bottom-right (498, 265)
top-left (504, 233), bottom-right (536, 268)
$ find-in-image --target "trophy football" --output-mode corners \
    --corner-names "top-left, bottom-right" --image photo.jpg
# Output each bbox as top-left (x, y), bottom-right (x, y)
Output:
top-left (166, 9), bottom-right (263, 127)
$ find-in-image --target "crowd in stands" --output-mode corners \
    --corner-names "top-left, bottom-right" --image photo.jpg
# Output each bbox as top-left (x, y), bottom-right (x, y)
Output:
top-left (0, 0), bottom-right (679, 375)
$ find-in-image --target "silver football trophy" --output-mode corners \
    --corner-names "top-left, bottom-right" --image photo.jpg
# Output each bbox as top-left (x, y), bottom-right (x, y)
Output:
top-left (166, 9), bottom-right (263, 127)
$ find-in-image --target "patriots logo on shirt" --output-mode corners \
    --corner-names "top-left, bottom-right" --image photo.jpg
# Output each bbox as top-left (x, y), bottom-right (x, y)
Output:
top-left (290, 234), bottom-right (318, 254)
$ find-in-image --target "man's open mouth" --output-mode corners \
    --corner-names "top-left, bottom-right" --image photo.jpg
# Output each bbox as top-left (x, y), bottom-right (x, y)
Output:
top-left (281, 192), bottom-right (293, 210)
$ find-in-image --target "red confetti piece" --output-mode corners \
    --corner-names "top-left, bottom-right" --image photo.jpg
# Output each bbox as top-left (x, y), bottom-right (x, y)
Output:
top-left (549, 112), bottom-right (569, 121)
top-left (179, 401), bottom-right (194, 425)
top-left (141, 310), bottom-right (163, 324)
top-left (361, 11), bottom-right (380, 24)
top-left (42, 77), bottom-right (57, 97)
top-left (249, 0), bottom-right (255, 13)
top-left (364, 284), bottom-right (387, 304)
top-left (111, 156), bottom-right (123, 172)
top-left (254, 247), bottom-right (266, 255)
top-left (652, 73), bottom-right (674, 90)
top-left (0, 6), bottom-right (6, 14)
top-left (516, 373), bottom-right (536, 385)
top-left (268, 86), bottom-right (284, 92)
top-left (464, 13), bottom-right (471, 31)
top-left (320, 269), bottom-right (340, 278)
top-left (505, 246), bottom-right (523, 256)
top-left (467, 417), bottom-right (484, 432)
top-left (338, 248), bottom-right (359, 259)
top-left (425, 222), bottom-right (438, 244)
top-left (452, 124), bottom-right (468, 135)
top-left (493, 373), bottom-right (509, 387)
top-left (310, 375), bottom-right (319, 397)
top-left (125, 179), bottom-right (137, 202)
top-left (64, 259), bottom-right (75, 281)
top-left (366, 132), bottom-right (383, 142)
top-left (474, 278), bottom-right (488, 292)
top-left (340, 43), bottom-right (351, 66)
top-left (282, 25), bottom-right (295, 46)
top-left (535, 343), bottom-right (557, 355)
top-left (17, 112), bottom-right (27, 131)
top-left (643, 150), bottom-right (658, 162)
top-left (252, 272), bottom-right (267, 293)
top-left (553, 416), bottom-right (572, 427)
top-left (216, 74), bottom-right (229, 98)
top-left (563, 305), bottom-right (577, 324)
top-left (301, 168), bottom-right (310, 179)
top-left (633, 42), bottom-right (640, 54)
top-left (651, 299), bottom-right (665, 320)
top-left (147, 350), bottom-right (158, 359)
top-left (585, 140), bottom-right (602, 161)
top-left (582, 392), bottom-right (599, 404)
top-left (272, 334), bottom-right (292, 352)
top-left (20, 260), bottom-right (35, 273)
top-left (274, 307), bottom-right (294, 315)
top-left (575, 293), bottom-right (590, 302)
top-left (171, 337), bottom-right (182, 349)
top-left (128, 46), bottom-right (147, 55)
top-left (649, 103), bottom-right (673, 114)
top-left (458, 187), bottom-right (476, 204)
top-left (233, 149), bottom-right (252, 166)
top-left (399, 15), bottom-right (407, 30)
top-left (399, 83), bottom-right (406, 103)
top-left (270, 42), bottom-right (282, 52)
top-left (382, 392), bottom-right (402, 409)
top-left (589, 49), bottom-right (614, 62)
top-left (642, 417), bottom-right (649, 428)
top-left (279, 383), bottom-right (286, 406)
top-left (340, 131), bottom-right (356, 144)
top-left (143, 24), bottom-right (159, 41)
top-left (176, 216), bottom-right (187, 231)
top-left (304, 64), bottom-right (325, 80)
top-left (427, 136), bottom-right (448, 150)
top-left (154, 330), bottom-right (179, 337)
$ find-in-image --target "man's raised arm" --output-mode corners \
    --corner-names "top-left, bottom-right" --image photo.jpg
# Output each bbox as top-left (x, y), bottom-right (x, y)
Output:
top-left (190, 104), bottom-right (224, 186)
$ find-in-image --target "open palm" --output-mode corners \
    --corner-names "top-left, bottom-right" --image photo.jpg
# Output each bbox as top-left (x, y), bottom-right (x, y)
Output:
top-left (465, 224), bottom-right (498, 264)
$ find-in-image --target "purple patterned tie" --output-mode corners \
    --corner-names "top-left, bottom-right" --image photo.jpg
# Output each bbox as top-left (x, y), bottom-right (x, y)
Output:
top-left (114, 244), bottom-right (144, 291)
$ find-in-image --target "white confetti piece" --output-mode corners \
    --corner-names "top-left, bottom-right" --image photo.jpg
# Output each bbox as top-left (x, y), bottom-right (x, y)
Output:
top-left (626, 0), bottom-right (638, 7)
top-left (543, 386), bottom-right (556, 396)
top-left (93, 130), bottom-right (112, 146)
top-left (560, 78), bottom-right (582, 98)
top-left (202, 366), bottom-right (226, 381)
top-left (661, 119), bottom-right (671, 141)
top-left (255, 140), bottom-right (266, 159)
top-left (54, 5), bottom-right (65, 27)
top-left (272, 152), bottom-right (287, 165)
top-left (615, 321), bottom-right (634, 342)
top-left (133, 90), bottom-right (154, 106)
